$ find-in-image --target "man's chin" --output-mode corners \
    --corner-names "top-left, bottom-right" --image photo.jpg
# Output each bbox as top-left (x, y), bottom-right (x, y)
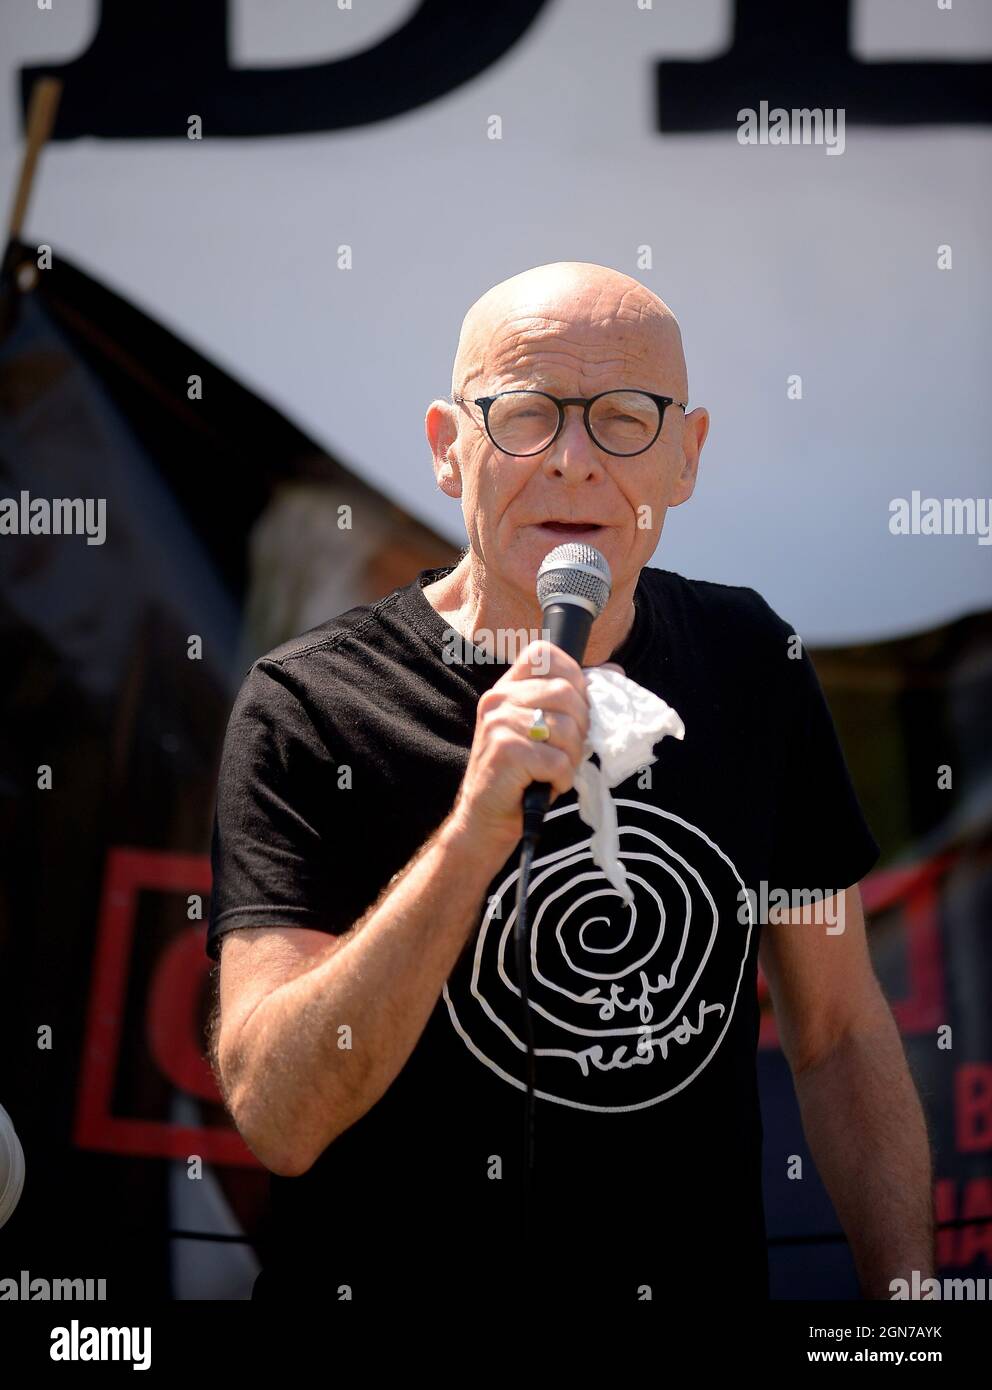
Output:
top-left (494, 526), bottom-right (624, 595)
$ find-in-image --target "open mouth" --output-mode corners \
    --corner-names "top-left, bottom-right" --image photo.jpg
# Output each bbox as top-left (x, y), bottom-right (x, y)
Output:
top-left (537, 522), bottom-right (603, 533)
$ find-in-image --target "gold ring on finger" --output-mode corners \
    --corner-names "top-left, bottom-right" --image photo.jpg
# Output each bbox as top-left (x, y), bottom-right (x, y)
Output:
top-left (528, 707), bottom-right (551, 741)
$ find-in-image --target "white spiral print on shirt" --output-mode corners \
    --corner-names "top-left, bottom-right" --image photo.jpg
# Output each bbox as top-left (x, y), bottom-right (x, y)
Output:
top-left (443, 798), bottom-right (754, 1112)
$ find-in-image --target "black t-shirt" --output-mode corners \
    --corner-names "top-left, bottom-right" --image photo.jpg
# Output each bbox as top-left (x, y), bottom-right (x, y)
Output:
top-left (207, 563), bottom-right (879, 1307)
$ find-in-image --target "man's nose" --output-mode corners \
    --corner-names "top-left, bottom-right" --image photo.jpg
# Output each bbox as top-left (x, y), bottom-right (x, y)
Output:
top-left (541, 410), bottom-right (605, 481)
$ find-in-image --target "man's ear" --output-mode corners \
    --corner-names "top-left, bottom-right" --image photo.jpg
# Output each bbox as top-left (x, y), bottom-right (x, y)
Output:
top-left (670, 406), bottom-right (708, 506)
top-left (425, 399), bottom-right (462, 498)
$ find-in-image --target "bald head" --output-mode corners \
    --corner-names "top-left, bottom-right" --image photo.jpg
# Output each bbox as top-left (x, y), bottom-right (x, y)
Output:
top-left (451, 261), bottom-right (688, 405)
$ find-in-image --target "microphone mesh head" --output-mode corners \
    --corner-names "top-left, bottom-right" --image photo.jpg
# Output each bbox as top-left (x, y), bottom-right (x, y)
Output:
top-left (536, 543), bottom-right (612, 617)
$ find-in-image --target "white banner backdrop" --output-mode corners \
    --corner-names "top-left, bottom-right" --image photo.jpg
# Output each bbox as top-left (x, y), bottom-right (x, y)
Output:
top-left (2, 0), bottom-right (990, 643)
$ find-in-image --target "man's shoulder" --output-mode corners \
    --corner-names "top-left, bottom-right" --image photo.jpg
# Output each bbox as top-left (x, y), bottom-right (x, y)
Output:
top-left (642, 565), bottom-right (793, 643)
top-left (227, 589), bottom-right (411, 728)
top-left (247, 590), bottom-right (405, 676)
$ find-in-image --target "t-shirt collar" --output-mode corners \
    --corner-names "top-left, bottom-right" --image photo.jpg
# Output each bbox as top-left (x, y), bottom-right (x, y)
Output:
top-left (398, 562), bottom-right (656, 686)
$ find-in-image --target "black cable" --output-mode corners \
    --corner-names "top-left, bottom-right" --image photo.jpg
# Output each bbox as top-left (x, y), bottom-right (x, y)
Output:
top-left (513, 829), bottom-right (540, 1255)
top-left (167, 1230), bottom-right (255, 1243)
top-left (169, 1214), bottom-right (992, 1246)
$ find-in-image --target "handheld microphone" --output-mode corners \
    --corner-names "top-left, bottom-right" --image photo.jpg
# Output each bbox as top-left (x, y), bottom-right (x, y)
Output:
top-left (522, 542), bottom-right (612, 840)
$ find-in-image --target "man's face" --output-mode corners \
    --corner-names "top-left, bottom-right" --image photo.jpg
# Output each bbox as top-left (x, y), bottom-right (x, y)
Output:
top-left (429, 280), bottom-right (707, 605)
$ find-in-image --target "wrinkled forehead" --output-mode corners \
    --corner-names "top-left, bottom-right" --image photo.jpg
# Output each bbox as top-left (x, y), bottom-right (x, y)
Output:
top-left (455, 291), bottom-right (686, 399)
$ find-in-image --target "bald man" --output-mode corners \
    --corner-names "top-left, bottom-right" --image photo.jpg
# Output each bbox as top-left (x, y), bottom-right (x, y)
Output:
top-left (207, 263), bottom-right (934, 1307)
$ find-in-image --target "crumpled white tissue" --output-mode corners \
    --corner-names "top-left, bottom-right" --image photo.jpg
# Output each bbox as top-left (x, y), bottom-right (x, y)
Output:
top-left (572, 668), bottom-right (685, 905)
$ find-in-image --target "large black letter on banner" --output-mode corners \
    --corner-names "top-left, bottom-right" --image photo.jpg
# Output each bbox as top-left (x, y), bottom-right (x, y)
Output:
top-left (657, 0), bottom-right (991, 131)
top-left (21, 0), bottom-right (550, 139)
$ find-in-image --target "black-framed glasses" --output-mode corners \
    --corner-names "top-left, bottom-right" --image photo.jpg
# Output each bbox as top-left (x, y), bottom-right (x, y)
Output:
top-left (451, 388), bottom-right (687, 458)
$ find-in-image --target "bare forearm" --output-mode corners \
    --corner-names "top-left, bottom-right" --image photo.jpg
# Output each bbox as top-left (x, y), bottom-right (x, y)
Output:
top-left (228, 812), bottom-right (512, 1174)
top-left (794, 1012), bottom-right (935, 1299)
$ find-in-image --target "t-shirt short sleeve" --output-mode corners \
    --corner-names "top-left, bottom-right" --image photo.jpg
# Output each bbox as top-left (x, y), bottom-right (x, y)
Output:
top-left (206, 657), bottom-right (345, 962)
top-left (757, 600), bottom-right (880, 896)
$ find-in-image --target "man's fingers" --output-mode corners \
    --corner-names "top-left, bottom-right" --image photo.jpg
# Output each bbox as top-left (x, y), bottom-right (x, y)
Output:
top-left (512, 640), bottom-right (585, 683)
top-left (515, 707), bottom-right (586, 766)
top-left (504, 678), bottom-right (589, 736)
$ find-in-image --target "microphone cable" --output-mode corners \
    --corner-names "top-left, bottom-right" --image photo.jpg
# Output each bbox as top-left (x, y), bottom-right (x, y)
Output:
top-left (513, 825), bottom-right (541, 1253)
